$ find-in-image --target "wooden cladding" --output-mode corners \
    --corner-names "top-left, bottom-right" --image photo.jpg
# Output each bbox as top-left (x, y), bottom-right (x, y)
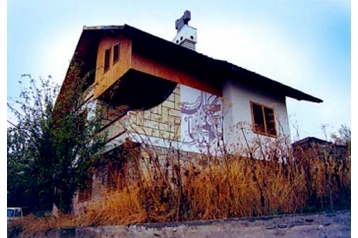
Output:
top-left (131, 52), bottom-right (221, 96)
top-left (94, 36), bottom-right (132, 99)
top-left (94, 35), bottom-right (222, 100)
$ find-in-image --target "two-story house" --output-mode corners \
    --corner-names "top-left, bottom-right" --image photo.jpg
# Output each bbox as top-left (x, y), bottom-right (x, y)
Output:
top-left (56, 11), bottom-right (322, 213)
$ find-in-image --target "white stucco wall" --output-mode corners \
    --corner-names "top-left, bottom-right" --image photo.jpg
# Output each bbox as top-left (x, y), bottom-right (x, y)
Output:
top-left (107, 84), bottom-right (225, 156)
top-left (180, 85), bottom-right (224, 155)
top-left (222, 79), bottom-right (291, 156)
top-left (96, 79), bottom-right (291, 158)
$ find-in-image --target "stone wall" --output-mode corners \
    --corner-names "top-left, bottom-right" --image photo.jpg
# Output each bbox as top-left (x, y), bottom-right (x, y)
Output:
top-left (23, 211), bottom-right (351, 238)
top-left (127, 85), bottom-right (181, 141)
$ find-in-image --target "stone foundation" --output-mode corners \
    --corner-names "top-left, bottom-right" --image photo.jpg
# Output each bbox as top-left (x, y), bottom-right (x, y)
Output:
top-left (21, 211), bottom-right (351, 238)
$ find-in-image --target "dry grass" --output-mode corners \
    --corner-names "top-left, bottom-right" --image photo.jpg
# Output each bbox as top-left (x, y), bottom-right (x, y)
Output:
top-left (9, 214), bottom-right (76, 238)
top-left (13, 140), bottom-right (350, 237)
top-left (79, 186), bottom-right (148, 226)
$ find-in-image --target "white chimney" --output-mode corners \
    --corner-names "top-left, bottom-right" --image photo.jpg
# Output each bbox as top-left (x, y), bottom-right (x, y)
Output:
top-left (173, 10), bottom-right (197, 51)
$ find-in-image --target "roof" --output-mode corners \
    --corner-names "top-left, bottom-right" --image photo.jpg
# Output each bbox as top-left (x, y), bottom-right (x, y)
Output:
top-left (60, 24), bottom-right (323, 103)
top-left (292, 137), bottom-right (331, 147)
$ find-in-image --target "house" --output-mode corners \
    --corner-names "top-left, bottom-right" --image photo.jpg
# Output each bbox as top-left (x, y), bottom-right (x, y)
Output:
top-left (56, 11), bottom-right (323, 213)
top-left (292, 136), bottom-right (349, 160)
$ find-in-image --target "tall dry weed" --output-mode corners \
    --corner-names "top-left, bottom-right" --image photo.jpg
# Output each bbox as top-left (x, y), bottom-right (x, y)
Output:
top-left (79, 186), bottom-right (147, 226)
top-left (14, 137), bottom-right (350, 236)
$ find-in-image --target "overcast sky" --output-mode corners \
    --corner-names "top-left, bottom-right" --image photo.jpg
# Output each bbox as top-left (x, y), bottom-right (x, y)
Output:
top-left (6, 0), bottom-right (351, 141)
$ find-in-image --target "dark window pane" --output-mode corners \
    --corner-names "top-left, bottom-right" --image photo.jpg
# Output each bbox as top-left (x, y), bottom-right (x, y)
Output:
top-left (77, 109), bottom-right (87, 132)
top-left (264, 107), bottom-right (276, 136)
top-left (113, 44), bottom-right (119, 64)
top-left (104, 48), bottom-right (111, 72)
top-left (78, 176), bottom-right (92, 202)
top-left (107, 162), bottom-right (125, 191)
top-left (252, 103), bottom-right (265, 133)
top-left (107, 163), bottom-right (116, 190)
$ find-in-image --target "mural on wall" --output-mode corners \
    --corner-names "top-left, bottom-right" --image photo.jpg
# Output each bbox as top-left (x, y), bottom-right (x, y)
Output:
top-left (180, 85), bottom-right (223, 154)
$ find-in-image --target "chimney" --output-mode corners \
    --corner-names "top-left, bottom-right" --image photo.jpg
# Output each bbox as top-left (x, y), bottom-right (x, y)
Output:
top-left (173, 10), bottom-right (197, 51)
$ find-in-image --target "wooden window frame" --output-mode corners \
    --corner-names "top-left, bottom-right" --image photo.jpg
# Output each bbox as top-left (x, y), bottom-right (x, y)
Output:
top-left (107, 163), bottom-right (118, 191)
top-left (78, 174), bottom-right (93, 202)
top-left (113, 43), bottom-right (120, 65)
top-left (107, 162), bottom-right (126, 191)
top-left (250, 101), bottom-right (277, 138)
top-left (76, 108), bottom-right (88, 131)
top-left (104, 47), bottom-right (111, 73)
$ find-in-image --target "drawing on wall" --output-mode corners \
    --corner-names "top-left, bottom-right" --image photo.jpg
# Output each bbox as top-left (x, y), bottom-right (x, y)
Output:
top-left (180, 85), bottom-right (223, 154)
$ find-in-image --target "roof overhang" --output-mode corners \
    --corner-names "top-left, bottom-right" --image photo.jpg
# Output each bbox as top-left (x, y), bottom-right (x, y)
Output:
top-left (58, 24), bottom-right (323, 107)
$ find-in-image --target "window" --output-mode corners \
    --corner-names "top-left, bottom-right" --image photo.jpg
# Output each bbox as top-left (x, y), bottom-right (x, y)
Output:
top-left (113, 43), bottom-right (120, 64)
top-left (78, 175), bottom-right (92, 202)
top-left (76, 109), bottom-right (88, 132)
top-left (250, 102), bottom-right (277, 137)
top-left (104, 47), bottom-right (111, 72)
top-left (107, 162), bottom-right (125, 191)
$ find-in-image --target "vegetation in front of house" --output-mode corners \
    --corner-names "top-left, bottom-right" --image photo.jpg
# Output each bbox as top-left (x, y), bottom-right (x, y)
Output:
top-left (7, 69), bottom-right (107, 215)
top-left (10, 132), bottom-right (350, 237)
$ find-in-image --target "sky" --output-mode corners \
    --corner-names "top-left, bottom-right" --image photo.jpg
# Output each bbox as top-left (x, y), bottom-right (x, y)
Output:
top-left (6, 0), bottom-right (351, 142)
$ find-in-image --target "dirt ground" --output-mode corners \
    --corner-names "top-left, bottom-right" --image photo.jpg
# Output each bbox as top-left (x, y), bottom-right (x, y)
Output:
top-left (16, 210), bottom-right (351, 238)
